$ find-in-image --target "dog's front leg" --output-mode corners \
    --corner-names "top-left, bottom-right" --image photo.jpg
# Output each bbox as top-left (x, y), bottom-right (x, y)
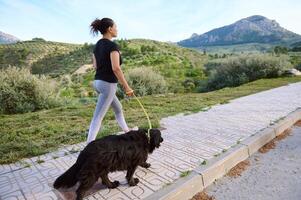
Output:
top-left (139, 162), bottom-right (151, 168)
top-left (126, 166), bottom-right (139, 186)
top-left (100, 173), bottom-right (120, 189)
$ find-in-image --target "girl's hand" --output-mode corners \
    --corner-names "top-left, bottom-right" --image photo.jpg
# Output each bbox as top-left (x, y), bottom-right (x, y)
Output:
top-left (125, 87), bottom-right (134, 96)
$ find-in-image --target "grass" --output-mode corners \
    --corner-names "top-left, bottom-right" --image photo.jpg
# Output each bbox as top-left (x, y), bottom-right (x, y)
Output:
top-left (18, 160), bottom-right (31, 168)
top-left (69, 148), bottom-right (80, 154)
top-left (36, 158), bottom-right (45, 164)
top-left (180, 170), bottom-right (192, 177)
top-left (201, 160), bottom-right (207, 165)
top-left (0, 76), bottom-right (301, 164)
top-left (163, 182), bottom-right (172, 188)
top-left (214, 153), bottom-right (221, 157)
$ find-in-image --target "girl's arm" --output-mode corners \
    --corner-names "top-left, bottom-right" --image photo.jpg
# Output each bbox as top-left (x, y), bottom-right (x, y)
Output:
top-left (110, 51), bottom-right (134, 96)
top-left (92, 53), bottom-right (97, 70)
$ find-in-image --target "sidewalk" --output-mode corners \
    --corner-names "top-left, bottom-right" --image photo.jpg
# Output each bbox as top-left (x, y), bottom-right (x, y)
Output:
top-left (1, 82), bottom-right (301, 200)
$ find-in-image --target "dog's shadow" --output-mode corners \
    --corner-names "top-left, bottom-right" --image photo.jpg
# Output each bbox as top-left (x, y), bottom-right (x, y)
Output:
top-left (49, 178), bottom-right (128, 200)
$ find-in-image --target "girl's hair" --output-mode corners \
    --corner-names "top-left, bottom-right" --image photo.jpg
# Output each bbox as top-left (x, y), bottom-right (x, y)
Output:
top-left (90, 18), bottom-right (114, 36)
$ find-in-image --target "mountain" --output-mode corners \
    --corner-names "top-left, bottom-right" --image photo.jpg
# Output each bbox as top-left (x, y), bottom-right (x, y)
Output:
top-left (178, 15), bottom-right (301, 48)
top-left (0, 31), bottom-right (20, 44)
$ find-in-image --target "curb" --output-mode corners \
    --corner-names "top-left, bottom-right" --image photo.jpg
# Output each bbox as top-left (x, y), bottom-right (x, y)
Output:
top-left (145, 108), bottom-right (301, 200)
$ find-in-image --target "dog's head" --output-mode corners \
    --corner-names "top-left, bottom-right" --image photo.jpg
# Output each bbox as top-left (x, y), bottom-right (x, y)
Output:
top-left (148, 128), bottom-right (163, 153)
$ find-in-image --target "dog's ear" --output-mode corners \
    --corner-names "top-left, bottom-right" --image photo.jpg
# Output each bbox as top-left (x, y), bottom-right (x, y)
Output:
top-left (149, 129), bottom-right (163, 153)
top-left (138, 128), bottom-right (148, 134)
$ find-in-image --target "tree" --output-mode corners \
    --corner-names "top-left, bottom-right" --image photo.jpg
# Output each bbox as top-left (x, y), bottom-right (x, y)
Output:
top-left (274, 46), bottom-right (288, 55)
top-left (32, 37), bottom-right (46, 42)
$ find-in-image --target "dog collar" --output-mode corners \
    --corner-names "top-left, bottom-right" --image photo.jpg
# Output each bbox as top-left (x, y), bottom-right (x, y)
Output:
top-left (146, 129), bottom-right (151, 143)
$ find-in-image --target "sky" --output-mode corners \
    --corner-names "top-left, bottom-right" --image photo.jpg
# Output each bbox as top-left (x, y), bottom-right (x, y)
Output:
top-left (0, 0), bottom-right (301, 44)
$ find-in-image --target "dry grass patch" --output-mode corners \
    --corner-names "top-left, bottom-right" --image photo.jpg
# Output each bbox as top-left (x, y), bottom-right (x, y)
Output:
top-left (226, 160), bottom-right (250, 178)
top-left (190, 191), bottom-right (215, 200)
top-left (259, 128), bottom-right (292, 153)
top-left (294, 120), bottom-right (301, 127)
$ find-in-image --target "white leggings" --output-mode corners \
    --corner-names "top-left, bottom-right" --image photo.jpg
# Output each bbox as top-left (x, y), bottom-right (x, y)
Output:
top-left (86, 80), bottom-right (129, 144)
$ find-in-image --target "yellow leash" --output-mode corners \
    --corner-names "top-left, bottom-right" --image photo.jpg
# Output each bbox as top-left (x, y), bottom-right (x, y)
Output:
top-left (130, 93), bottom-right (152, 141)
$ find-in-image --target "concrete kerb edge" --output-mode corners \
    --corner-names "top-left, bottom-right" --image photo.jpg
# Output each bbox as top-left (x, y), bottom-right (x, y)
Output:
top-left (272, 108), bottom-right (301, 136)
top-left (194, 144), bottom-right (249, 188)
top-left (144, 171), bottom-right (204, 200)
top-left (144, 108), bottom-right (301, 200)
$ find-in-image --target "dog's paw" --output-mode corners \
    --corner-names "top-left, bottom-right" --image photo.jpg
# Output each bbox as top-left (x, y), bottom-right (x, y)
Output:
top-left (140, 162), bottom-right (151, 168)
top-left (134, 178), bottom-right (139, 185)
top-left (113, 180), bottom-right (120, 187)
top-left (129, 178), bottom-right (139, 186)
top-left (108, 180), bottom-right (120, 189)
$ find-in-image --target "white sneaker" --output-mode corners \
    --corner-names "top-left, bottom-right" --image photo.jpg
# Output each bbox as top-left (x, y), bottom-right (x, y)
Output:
top-left (124, 126), bottom-right (139, 134)
top-left (130, 126), bottom-right (139, 131)
top-left (117, 126), bottom-right (139, 135)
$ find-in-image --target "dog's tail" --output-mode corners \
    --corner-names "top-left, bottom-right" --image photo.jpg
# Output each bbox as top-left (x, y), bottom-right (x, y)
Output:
top-left (53, 162), bottom-right (80, 189)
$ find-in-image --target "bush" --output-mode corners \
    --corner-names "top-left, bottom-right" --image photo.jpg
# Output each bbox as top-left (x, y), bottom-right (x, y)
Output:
top-left (31, 37), bottom-right (46, 42)
top-left (182, 79), bottom-right (195, 92)
top-left (0, 66), bottom-right (63, 114)
top-left (117, 67), bottom-right (167, 98)
top-left (273, 46), bottom-right (288, 55)
top-left (204, 54), bottom-right (292, 91)
top-left (59, 74), bottom-right (73, 87)
top-left (296, 63), bottom-right (301, 71)
top-left (0, 48), bottom-right (30, 69)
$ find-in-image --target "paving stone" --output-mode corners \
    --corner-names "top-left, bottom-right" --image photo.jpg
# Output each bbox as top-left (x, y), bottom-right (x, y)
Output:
top-left (0, 190), bottom-right (26, 200)
top-left (9, 159), bottom-right (34, 171)
top-left (0, 164), bottom-right (12, 175)
top-left (0, 168), bottom-right (16, 184)
top-left (162, 141), bottom-right (214, 159)
top-left (120, 183), bottom-right (154, 199)
top-left (0, 179), bottom-right (20, 196)
top-left (12, 166), bottom-right (46, 187)
top-left (144, 158), bottom-right (182, 182)
top-left (134, 168), bottom-right (172, 191)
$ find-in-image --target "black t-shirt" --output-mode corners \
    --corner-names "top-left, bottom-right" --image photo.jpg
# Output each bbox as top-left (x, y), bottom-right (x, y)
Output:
top-left (93, 38), bottom-right (122, 83)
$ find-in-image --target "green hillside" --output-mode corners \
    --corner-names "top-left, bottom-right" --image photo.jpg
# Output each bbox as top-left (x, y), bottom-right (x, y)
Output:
top-left (30, 43), bottom-right (93, 76)
top-left (66, 39), bottom-right (208, 95)
top-left (197, 43), bottom-right (274, 54)
top-left (0, 39), bottom-right (81, 69)
top-left (115, 39), bottom-right (207, 91)
top-left (0, 38), bottom-right (208, 93)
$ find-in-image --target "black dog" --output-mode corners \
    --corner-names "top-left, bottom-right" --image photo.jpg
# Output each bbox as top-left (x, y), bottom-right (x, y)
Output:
top-left (53, 128), bottom-right (163, 200)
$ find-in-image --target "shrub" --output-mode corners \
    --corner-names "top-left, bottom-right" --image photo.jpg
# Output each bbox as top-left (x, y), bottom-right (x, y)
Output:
top-left (182, 79), bottom-right (195, 92)
top-left (117, 67), bottom-right (167, 98)
top-left (0, 48), bottom-right (30, 69)
top-left (0, 66), bottom-right (63, 114)
top-left (59, 74), bottom-right (73, 87)
top-left (296, 63), bottom-right (301, 71)
top-left (204, 54), bottom-right (292, 91)
top-left (273, 46), bottom-right (288, 55)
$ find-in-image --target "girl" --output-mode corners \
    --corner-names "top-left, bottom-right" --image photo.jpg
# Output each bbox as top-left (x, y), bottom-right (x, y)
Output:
top-left (87, 17), bottom-right (134, 144)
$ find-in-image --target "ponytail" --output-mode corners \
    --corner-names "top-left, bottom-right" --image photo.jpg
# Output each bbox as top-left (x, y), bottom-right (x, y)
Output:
top-left (90, 17), bottom-right (114, 36)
